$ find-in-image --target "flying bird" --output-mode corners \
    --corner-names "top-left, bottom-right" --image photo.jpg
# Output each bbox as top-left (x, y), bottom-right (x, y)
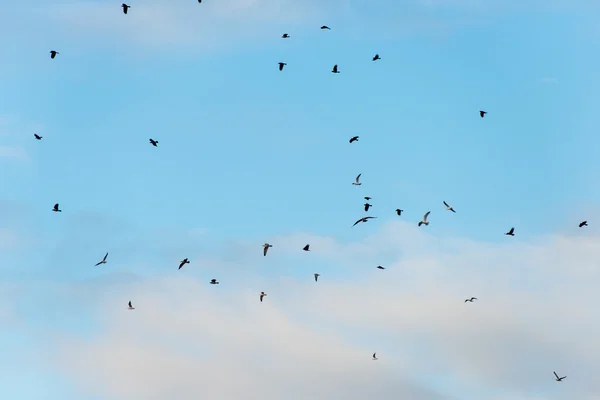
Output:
top-left (128, 301), bottom-right (135, 310)
top-left (303, 244), bottom-right (310, 251)
top-left (260, 291), bottom-right (267, 302)
top-left (553, 371), bottom-right (566, 382)
top-left (505, 227), bottom-right (515, 236)
top-left (314, 273), bottom-right (320, 282)
top-left (372, 353), bottom-right (378, 360)
top-left (479, 110), bottom-right (487, 118)
top-left (121, 3), bottom-right (130, 14)
top-left (34, 134), bottom-right (42, 140)
top-left (282, 33), bottom-right (289, 38)
top-left (278, 62), bottom-right (287, 71)
top-left (178, 258), bottom-right (190, 269)
top-left (320, 25), bottom-right (330, 30)
top-left (49, 50), bottom-right (59, 59)
top-left (395, 209), bottom-right (403, 216)
top-left (210, 279), bottom-right (219, 285)
top-left (465, 297), bottom-right (477, 302)
top-left (95, 252), bottom-right (108, 266)
top-left (149, 138), bottom-right (158, 147)
top-left (364, 203), bottom-right (372, 212)
top-left (376, 265), bottom-right (385, 270)
top-left (52, 203), bottom-right (62, 212)
top-left (443, 201), bottom-right (456, 213)
top-left (353, 216), bottom-right (377, 227)
top-left (332, 64), bottom-right (340, 73)
top-left (263, 243), bottom-right (273, 256)
top-left (579, 221), bottom-right (588, 227)
top-left (349, 136), bottom-right (359, 143)
top-left (364, 197), bottom-right (372, 200)
top-left (352, 173), bottom-right (362, 186)
top-left (418, 211), bottom-right (431, 226)
top-left (372, 54), bottom-right (381, 61)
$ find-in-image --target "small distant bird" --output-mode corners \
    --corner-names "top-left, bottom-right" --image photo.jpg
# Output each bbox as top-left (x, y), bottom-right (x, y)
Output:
top-left (52, 203), bottom-right (62, 212)
top-left (198, 0), bottom-right (202, 2)
top-left (282, 33), bottom-right (289, 38)
top-left (349, 136), bottom-right (359, 143)
top-left (210, 279), bottom-right (219, 285)
top-left (352, 173), bottom-right (362, 186)
top-left (314, 273), bottom-right (320, 282)
top-left (376, 265), bottom-right (385, 270)
top-left (178, 258), bottom-right (190, 269)
top-left (332, 64), bottom-right (340, 73)
top-left (364, 197), bottom-right (372, 200)
top-left (480, 110), bottom-right (487, 118)
top-left (320, 25), bottom-right (331, 30)
top-left (263, 243), bottom-right (273, 256)
top-left (121, 3), bottom-right (130, 14)
top-left (260, 291), bottom-right (267, 302)
top-left (50, 50), bottom-right (59, 59)
top-left (465, 297), bottom-right (477, 302)
top-left (95, 252), bottom-right (108, 266)
top-left (372, 353), bottom-right (378, 360)
top-left (395, 209), bottom-right (403, 216)
top-left (579, 221), bottom-right (588, 228)
top-left (505, 227), bottom-right (515, 236)
top-left (149, 138), bottom-right (158, 147)
top-left (278, 62), bottom-right (287, 71)
top-left (34, 133), bottom-right (42, 140)
top-left (443, 201), bottom-right (456, 213)
top-left (418, 211), bottom-right (431, 227)
top-left (303, 244), bottom-right (310, 251)
top-left (128, 301), bottom-right (135, 310)
top-left (353, 216), bottom-right (377, 227)
top-left (364, 203), bottom-right (372, 212)
top-left (553, 371), bottom-right (566, 382)
top-left (372, 54), bottom-right (381, 61)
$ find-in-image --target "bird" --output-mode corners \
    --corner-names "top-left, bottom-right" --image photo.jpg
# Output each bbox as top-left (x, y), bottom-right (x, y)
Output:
top-left (178, 258), bottom-right (190, 270)
top-left (553, 371), bottom-right (566, 382)
top-left (353, 216), bottom-right (377, 227)
top-left (210, 279), bottom-right (219, 285)
top-left (260, 291), bottom-right (267, 302)
top-left (303, 244), bottom-right (310, 251)
top-left (579, 221), bottom-right (588, 228)
top-left (278, 62), bottom-right (287, 71)
top-left (149, 138), bottom-right (158, 147)
top-left (364, 197), bottom-right (372, 200)
top-left (465, 297), bottom-right (477, 302)
top-left (372, 54), bottom-right (381, 61)
top-left (352, 173), bottom-right (362, 186)
top-left (320, 25), bottom-right (330, 30)
top-left (49, 50), bottom-right (59, 59)
top-left (198, 0), bottom-right (202, 2)
top-left (121, 3), bottom-right (130, 14)
top-left (128, 301), bottom-right (135, 310)
top-left (443, 201), bottom-right (456, 213)
top-left (418, 211), bottom-right (431, 226)
top-left (479, 110), bottom-right (487, 118)
top-left (505, 227), bottom-right (515, 236)
top-left (372, 353), bottom-right (378, 360)
top-left (349, 136), bottom-right (359, 143)
top-left (395, 209), bottom-right (403, 216)
top-left (282, 33), bottom-right (289, 38)
top-left (263, 243), bottom-right (272, 256)
top-left (314, 273), bottom-right (320, 282)
top-left (52, 203), bottom-right (62, 212)
top-left (95, 252), bottom-right (108, 266)
top-left (34, 133), bottom-right (42, 140)
top-left (364, 203), bottom-right (372, 212)
top-left (332, 64), bottom-right (340, 73)
top-left (376, 266), bottom-right (385, 270)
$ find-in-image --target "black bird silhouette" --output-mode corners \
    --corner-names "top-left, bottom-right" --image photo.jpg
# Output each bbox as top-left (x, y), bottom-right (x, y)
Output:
top-left (278, 62), bottom-right (287, 71)
top-left (364, 203), bottom-right (372, 212)
top-left (579, 221), bottom-right (588, 228)
top-left (49, 50), bottom-right (59, 59)
top-left (465, 297), bottom-right (477, 302)
top-left (505, 227), bottom-right (515, 236)
top-left (320, 25), bottom-right (330, 30)
top-left (553, 371), bottom-right (567, 382)
top-left (95, 252), bottom-right (108, 266)
top-left (210, 279), bottom-right (219, 285)
top-left (178, 258), bottom-right (190, 270)
top-left (349, 136), bottom-right (359, 143)
top-left (282, 33), bottom-right (289, 38)
top-left (121, 3), bottom-right (130, 14)
top-left (372, 54), bottom-right (381, 61)
top-left (198, 0), bottom-right (202, 2)
top-left (260, 291), bottom-right (267, 302)
top-left (376, 266), bottom-right (385, 270)
top-left (34, 133), bottom-right (42, 140)
top-left (353, 216), bottom-right (376, 227)
top-left (395, 209), bottom-right (403, 216)
top-left (149, 138), bottom-right (158, 147)
top-left (479, 110), bottom-right (487, 118)
top-left (332, 64), bottom-right (340, 73)
top-left (303, 244), bottom-right (310, 251)
top-left (314, 273), bottom-right (320, 282)
top-left (52, 203), bottom-right (61, 212)
top-left (364, 197), bottom-right (372, 200)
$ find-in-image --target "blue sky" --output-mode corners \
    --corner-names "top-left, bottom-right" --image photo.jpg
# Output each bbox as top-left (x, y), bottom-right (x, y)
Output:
top-left (1, 1), bottom-right (600, 399)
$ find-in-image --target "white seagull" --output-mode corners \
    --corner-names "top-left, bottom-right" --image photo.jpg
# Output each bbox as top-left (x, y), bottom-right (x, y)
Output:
top-left (352, 173), bottom-right (362, 186)
top-left (260, 291), bottom-right (267, 302)
top-left (372, 353), bottom-right (378, 360)
top-left (443, 201), bottom-right (456, 213)
top-left (553, 371), bottom-right (566, 382)
top-left (95, 252), bottom-right (108, 266)
top-left (128, 301), bottom-right (135, 310)
top-left (263, 243), bottom-right (273, 256)
top-left (418, 211), bottom-right (431, 227)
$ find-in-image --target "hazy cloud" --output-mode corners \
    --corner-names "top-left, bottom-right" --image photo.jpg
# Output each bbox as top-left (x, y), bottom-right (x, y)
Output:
top-left (0, 146), bottom-right (29, 162)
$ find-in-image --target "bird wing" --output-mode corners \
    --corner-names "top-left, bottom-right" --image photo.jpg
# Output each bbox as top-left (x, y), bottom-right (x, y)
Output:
top-left (54, 203), bottom-right (59, 209)
top-left (263, 246), bottom-right (268, 256)
top-left (128, 301), bottom-right (132, 307)
top-left (423, 211), bottom-right (430, 221)
top-left (373, 353), bottom-right (376, 358)
top-left (554, 371), bottom-right (559, 379)
top-left (103, 252), bottom-right (108, 261)
top-left (509, 227), bottom-right (514, 234)
top-left (355, 173), bottom-right (361, 182)
top-left (443, 201), bottom-right (449, 207)
top-left (352, 218), bottom-right (363, 226)
top-left (94, 261), bottom-right (102, 266)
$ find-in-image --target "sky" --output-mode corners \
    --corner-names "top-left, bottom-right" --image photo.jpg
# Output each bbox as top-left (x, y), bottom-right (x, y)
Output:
top-left (1, 0), bottom-right (600, 399)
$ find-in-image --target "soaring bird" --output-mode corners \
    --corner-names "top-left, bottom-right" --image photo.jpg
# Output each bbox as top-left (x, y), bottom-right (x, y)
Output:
top-left (349, 136), bottom-right (359, 143)
top-left (443, 201), bottom-right (456, 213)
top-left (395, 209), bottom-right (403, 216)
top-left (210, 279), bottom-right (219, 285)
top-left (372, 54), bottom-right (381, 61)
top-left (579, 221), bottom-right (588, 228)
top-left (314, 273), bottom-right (320, 282)
top-left (505, 227), bottom-right (515, 236)
top-left (353, 216), bottom-right (376, 227)
top-left (95, 252), bottom-right (108, 266)
top-left (49, 50), bottom-right (59, 59)
top-left (479, 110), bottom-right (487, 118)
top-left (178, 258), bottom-right (190, 269)
top-left (278, 62), bottom-right (287, 71)
top-left (418, 211), bottom-right (431, 226)
top-left (465, 297), bottom-right (477, 302)
top-left (263, 243), bottom-right (273, 256)
top-left (260, 291), bottom-right (267, 302)
top-left (352, 173), bottom-right (362, 186)
top-left (52, 203), bottom-right (62, 212)
top-left (303, 244), bottom-right (310, 251)
top-left (372, 353), bottom-right (378, 360)
top-left (376, 265), bottom-right (385, 270)
top-left (320, 25), bottom-right (331, 30)
top-left (149, 138), bottom-right (158, 147)
top-left (128, 301), bottom-right (135, 310)
top-left (34, 133), bottom-right (42, 140)
top-left (364, 197), bottom-right (372, 200)
top-left (553, 371), bottom-right (566, 382)
top-left (364, 203), bottom-right (372, 212)
top-left (332, 64), bottom-right (340, 73)
top-left (282, 33), bottom-right (289, 38)
top-left (121, 3), bottom-right (130, 14)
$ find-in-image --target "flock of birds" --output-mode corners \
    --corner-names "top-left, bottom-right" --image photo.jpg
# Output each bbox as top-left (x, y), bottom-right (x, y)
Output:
top-left (33, 2), bottom-right (584, 382)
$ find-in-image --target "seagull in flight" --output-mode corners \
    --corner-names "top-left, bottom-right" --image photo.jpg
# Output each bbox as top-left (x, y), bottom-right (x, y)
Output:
top-left (52, 203), bottom-right (62, 212)
top-left (349, 136), bottom-right (359, 143)
top-left (352, 173), bottom-right (362, 185)
top-left (282, 33), bottom-right (289, 38)
top-left (320, 25), bottom-right (331, 30)
top-left (178, 258), bottom-right (190, 269)
top-left (128, 301), bottom-right (135, 310)
top-left (278, 62), bottom-right (287, 71)
top-left (149, 138), bottom-right (158, 147)
top-left (418, 211), bottom-right (430, 226)
top-left (505, 227), bottom-right (515, 236)
top-left (372, 54), bottom-right (381, 61)
top-left (372, 353), bottom-right (378, 360)
top-left (121, 3), bottom-right (130, 14)
top-left (49, 50), bottom-right (59, 59)
top-left (579, 221), bottom-right (588, 228)
top-left (465, 297), bottom-right (477, 302)
top-left (263, 243), bottom-right (273, 256)
top-left (303, 244), bottom-right (310, 251)
top-left (34, 133), bottom-right (42, 140)
top-left (553, 371), bottom-right (566, 382)
top-left (314, 273), bottom-right (320, 282)
top-left (376, 265), bottom-right (385, 270)
top-left (353, 216), bottom-right (377, 227)
top-left (210, 279), bottom-right (219, 285)
top-left (364, 203), bottom-right (372, 212)
top-left (260, 291), bottom-right (267, 302)
top-left (443, 201), bottom-right (456, 213)
top-left (395, 209), bottom-right (403, 216)
top-left (332, 64), bottom-right (340, 73)
top-left (95, 252), bottom-right (108, 266)
top-left (479, 110), bottom-right (487, 118)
